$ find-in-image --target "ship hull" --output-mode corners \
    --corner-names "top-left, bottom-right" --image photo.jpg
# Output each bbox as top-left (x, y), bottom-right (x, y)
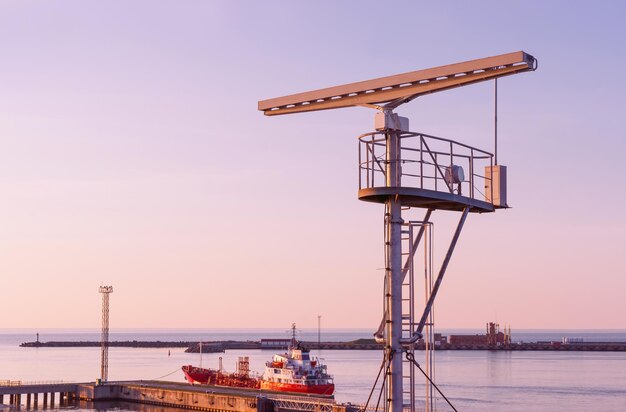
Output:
top-left (182, 365), bottom-right (334, 395)
top-left (260, 381), bottom-right (335, 395)
top-left (182, 365), bottom-right (220, 385)
top-left (182, 365), bottom-right (260, 389)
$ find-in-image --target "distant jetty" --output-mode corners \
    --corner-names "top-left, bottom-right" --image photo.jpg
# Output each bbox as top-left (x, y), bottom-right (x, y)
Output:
top-left (20, 340), bottom-right (193, 349)
top-left (19, 339), bottom-right (626, 352)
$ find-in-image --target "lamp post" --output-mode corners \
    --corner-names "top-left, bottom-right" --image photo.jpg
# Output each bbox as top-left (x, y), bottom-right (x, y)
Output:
top-left (317, 315), bottom-right (321, 349)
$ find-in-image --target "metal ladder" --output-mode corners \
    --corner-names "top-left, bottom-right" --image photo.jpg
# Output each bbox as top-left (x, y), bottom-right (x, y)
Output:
top-left (400, 222), bottom-right (416, 410)
top-left (400, 219), bottom-right (435, 412)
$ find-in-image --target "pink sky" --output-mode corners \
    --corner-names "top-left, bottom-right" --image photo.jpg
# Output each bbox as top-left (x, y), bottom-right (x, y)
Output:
top-left (0, 1), bottom-right (625, 330)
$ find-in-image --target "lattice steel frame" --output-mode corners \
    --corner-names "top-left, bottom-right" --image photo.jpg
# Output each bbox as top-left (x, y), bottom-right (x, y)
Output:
top-left (99, 286), bottom-right (113, 381)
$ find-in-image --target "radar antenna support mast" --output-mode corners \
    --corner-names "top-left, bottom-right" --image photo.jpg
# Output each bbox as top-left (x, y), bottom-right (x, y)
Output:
top-left (258, 51), bottom-right (537, 412)
top-left (99, 285), bottom-right (113, 381)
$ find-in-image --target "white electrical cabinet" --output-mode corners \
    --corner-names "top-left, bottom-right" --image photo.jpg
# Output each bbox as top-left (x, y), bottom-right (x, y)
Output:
top-left (484, 165), bottom-right (507, 207)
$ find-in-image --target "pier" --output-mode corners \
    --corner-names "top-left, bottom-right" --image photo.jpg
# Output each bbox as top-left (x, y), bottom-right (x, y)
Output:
top-left (0, 381), bottom-right (357, 412)
top-left (0, 381), bottom-right (78, 409)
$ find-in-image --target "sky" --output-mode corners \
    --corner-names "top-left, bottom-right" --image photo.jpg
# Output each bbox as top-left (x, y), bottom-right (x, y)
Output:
top-left (0, 1), bottom-right (625, 331)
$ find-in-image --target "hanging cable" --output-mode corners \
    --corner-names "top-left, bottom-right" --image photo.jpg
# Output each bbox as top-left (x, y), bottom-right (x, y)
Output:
top-left (363, 355), bottom-right (387, 411)
top-left (151, 367), bottom-right (182, 381)
top-left (405, 352), bottom-right (458, 412)
top-left (362, 350), bottom-right (394, 412)
top-left (494, 77), bottom-right (498, 166)
top-left (374, 351), bottom-right (393, 412)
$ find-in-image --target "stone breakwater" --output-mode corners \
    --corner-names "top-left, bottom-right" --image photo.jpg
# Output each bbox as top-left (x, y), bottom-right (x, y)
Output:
top-left (19, 339), bottom-right (626, 351)
top-left (20, 341), bottom-right (192, 348)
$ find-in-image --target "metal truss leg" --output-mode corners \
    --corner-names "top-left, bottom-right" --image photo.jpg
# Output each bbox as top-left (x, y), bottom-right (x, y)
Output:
top-left (416, 206), bottom-right (470, 336)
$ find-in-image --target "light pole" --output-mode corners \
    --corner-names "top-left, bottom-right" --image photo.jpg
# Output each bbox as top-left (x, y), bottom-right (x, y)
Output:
top-left (317, 315), bottom-right (321, 349)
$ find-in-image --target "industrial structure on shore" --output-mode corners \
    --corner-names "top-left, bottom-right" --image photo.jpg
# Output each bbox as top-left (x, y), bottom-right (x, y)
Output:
top-left (447, 322), bottom-right (512, 346)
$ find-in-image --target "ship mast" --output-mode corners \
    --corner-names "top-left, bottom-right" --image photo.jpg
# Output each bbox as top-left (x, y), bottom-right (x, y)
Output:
top-left (290, 323), bottom-right (297, 347)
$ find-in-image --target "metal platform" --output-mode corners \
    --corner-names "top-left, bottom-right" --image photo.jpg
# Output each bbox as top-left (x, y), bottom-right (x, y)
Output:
top-left (358, 131), bottom-right (504, 213)
top-left (358, 186), bottom-right (495, 213)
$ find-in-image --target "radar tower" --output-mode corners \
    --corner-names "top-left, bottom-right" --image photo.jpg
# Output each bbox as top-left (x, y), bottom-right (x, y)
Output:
top-left (259, 51), bottom-right (537, 412)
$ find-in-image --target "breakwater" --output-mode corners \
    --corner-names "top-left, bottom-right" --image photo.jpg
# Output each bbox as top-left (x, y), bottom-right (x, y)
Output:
top-left (19, 339), bottom-right (626, 352)
top-left (20, 341), bottom-right (192, 348)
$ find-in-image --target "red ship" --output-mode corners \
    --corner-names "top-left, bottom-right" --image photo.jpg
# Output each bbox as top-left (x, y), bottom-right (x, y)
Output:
top-left (182, 324), bottom-right (334, 396)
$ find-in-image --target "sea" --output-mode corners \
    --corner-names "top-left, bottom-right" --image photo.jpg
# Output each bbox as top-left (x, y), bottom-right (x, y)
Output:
top-left (1, 328), bottom-right (625, 412)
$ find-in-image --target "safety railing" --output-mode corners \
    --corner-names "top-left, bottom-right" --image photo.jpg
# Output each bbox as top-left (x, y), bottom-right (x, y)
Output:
top-left (0, 380), bottom-right (65, 387)
top-left (357, 405), bottom-right (440, 412)
top-left (358, 131), bottom-right (494, 204)
top-left (265, 394), bottom-right (335, 412)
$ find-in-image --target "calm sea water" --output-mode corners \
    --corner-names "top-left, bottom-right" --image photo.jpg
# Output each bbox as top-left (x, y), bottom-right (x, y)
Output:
top-left (1, 329), bottom-right (625, 411)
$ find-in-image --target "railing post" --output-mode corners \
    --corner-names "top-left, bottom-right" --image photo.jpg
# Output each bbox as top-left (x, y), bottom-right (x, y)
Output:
top-left (366, 139), bottom-right (370, 188)
top-left (358, 139), bottom-right (362, 190)
top-left (420, 135), bottom-right (424, 189)
top-left (490, 157), bottom-right (494, 205)
top-left (470, 149), bottom-right (474, 199)
top-left (370, 135), bottom-right (376, 187)
top-left (434, 153), bottom-right (438, 192)
top-left (449, 141), bottom-right (454, 193)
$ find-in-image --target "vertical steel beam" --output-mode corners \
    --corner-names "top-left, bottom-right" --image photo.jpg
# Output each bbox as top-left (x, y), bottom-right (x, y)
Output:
top-left (401, 209), bottom-right (433, 283)
top-left (416, 207), bottom-right (470, 336)
top-left (385, 127), bottom-right (403, 412)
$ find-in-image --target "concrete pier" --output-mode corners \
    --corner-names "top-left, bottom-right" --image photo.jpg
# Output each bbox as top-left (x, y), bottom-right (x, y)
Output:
top-left (0, 381), bottom-right (360, 412)
top-left (0, 383), bottom-right (76, 409)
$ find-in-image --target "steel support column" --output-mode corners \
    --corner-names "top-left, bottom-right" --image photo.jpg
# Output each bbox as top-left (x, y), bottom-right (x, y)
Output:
top-left (385, 128), bottom-right (403, 412)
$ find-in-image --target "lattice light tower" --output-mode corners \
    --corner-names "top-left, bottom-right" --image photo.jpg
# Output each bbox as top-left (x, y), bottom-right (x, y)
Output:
top-left (99, 285), bottom-right (113, 381)
top-left (259, 51), bottom-right (537, 412)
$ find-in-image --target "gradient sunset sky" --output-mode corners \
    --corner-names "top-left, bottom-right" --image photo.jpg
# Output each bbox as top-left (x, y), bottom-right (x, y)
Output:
top-left (1, 1), bottom-right (625, 330)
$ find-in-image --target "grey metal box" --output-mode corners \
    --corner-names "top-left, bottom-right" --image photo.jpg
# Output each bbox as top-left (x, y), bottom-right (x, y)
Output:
top-left (374, 112), bottom-right (410, 132)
